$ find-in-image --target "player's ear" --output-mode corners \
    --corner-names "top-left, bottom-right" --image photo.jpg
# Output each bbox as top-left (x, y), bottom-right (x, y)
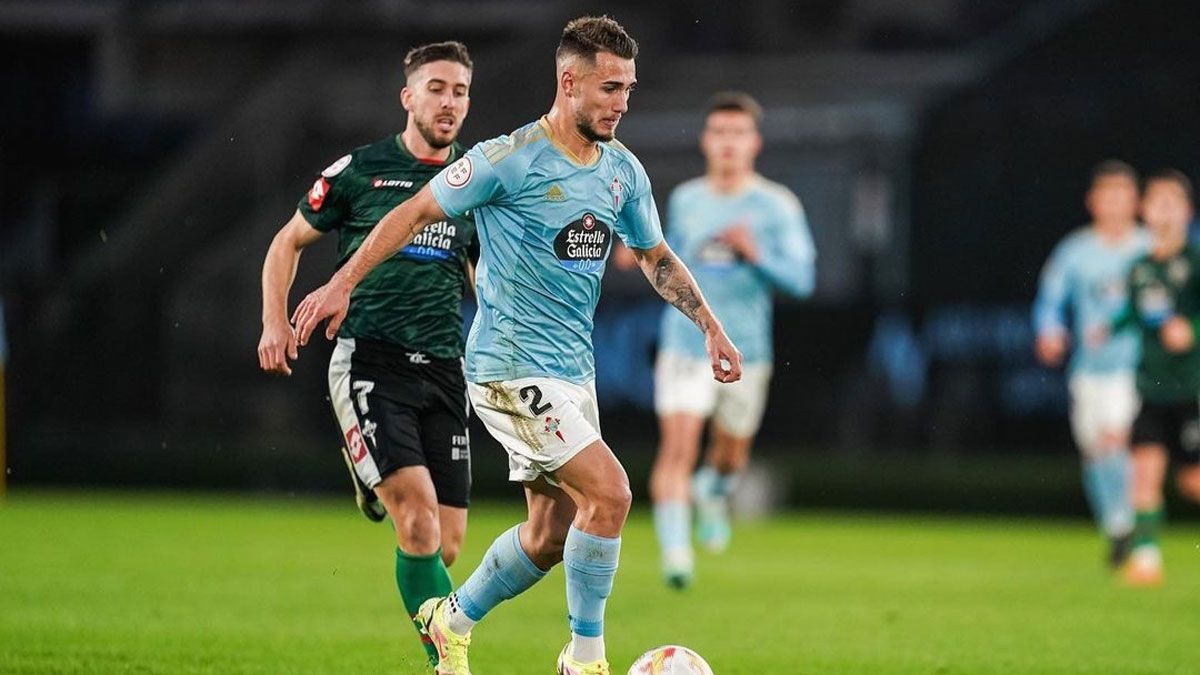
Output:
top-left (560, 68), bottom-right (576, 97)
top-left (400, 86), bottom-right (414, 112)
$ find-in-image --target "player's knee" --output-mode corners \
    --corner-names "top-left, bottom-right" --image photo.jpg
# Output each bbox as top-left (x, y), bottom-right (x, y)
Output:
top-left (586, 482), bottom-right (632, 531)
top-left (393, 504), bottom-right (441, 555)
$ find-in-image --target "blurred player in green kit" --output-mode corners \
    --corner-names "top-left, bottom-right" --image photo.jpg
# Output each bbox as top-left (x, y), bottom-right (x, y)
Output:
top-left (257, 42), bottom-right (477, 666)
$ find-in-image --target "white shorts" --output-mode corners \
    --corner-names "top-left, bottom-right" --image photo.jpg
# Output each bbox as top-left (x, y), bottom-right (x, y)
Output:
top-left (1068, 371), bottom-right (1139, 457)
top-left (468, 376), bottom-right (602, 483)
top-left (654, 352), bottom-right (773, 439)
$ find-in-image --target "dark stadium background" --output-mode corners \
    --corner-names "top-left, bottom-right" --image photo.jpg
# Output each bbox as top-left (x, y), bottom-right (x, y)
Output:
top-left (2, 0), bottom-right (1199, 517)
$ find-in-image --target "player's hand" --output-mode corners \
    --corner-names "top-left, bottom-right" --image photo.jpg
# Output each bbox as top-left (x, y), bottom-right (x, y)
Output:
top-left (257, 317), bottom-right (299, 376)
top-left (1160, 316), bottom-right (1195, 353)
top-left (291, 279), bottom-right (352, 346)
top-left (1035, 331), bottom-right (1068, 367)
top-left (717, 223), bottom-right (759, 263)
top-left (705, 327), bottom-right (743, 383)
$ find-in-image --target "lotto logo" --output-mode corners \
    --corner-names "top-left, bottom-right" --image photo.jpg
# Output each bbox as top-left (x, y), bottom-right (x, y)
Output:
top-left (345, 426), bottom-right (367, 462)
top-left (308, 177), bottom-right (329, 211)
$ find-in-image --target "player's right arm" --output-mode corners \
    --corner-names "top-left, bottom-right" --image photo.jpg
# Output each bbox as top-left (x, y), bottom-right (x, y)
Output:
top-left (294, 147), bottom-right (503, 345)
top-left (258, 210), bottom-right (324, 375)
top-left (1032, 237), bottom-right (1075, 367)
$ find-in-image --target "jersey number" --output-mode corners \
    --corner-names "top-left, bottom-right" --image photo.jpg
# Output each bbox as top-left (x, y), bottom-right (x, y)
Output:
top-left (352, 380), bottom-right (375, 414)
top-left (519, 385), bottom-right (552, 416)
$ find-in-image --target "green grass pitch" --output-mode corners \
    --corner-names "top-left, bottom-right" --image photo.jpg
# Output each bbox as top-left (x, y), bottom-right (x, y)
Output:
top-left (1, 491), bottom-right (1196, 674)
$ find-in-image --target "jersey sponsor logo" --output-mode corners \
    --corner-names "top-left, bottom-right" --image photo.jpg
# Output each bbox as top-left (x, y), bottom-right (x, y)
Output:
top-left (345, 425), bottom-right (368, 463)
top-left (372, 177), bottom-right (414, 189)
top-left (554, 213), bottom-right (612, 272)
top-left (401, 221), bottom-right (458, 261)
top-left (308, 177), bottom-right (330, 211)
top-left (444, 156), bottom-right (472, 188)
top-left (321, 154), bottom-right (352, 177)
top-left (545, 184), bottom-right (567, 202)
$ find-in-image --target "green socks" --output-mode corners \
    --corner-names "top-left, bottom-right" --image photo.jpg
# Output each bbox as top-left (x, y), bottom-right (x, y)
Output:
top-left (1131, 507), bottom-right (1164, 551)
top-left (395, 547), bottom-right (454, 666)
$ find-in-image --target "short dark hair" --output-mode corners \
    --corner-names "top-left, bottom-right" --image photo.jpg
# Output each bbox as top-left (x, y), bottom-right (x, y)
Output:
top-left (705, 91), bottom-right (763, 126)
top-left (1090, 159), bottom-right (1138, 187)
top-left (404, 41), bottom-right (473, 79)
top-left (1146, 169), bottom-right (1195, 205)
top-left (556, 16), bottom-right (638, 64)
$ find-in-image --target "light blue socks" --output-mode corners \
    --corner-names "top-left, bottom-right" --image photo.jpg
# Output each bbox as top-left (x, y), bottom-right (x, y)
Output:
top-left (564, 525), bottom-right (620, 661)
top-left (1082, 452), bottom-right (1133, 538)
top-left (452, 524), bottom-right (547, 624)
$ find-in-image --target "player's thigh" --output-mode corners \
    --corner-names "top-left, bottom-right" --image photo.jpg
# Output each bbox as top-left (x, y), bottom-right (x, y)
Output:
top-left (375, 465), bottom-right (439, 521)
top-left (328, 338), bottom-right (424, 488)
top-left (420, 384), bottom-right (472, 509)
top-left (468, 377), bottom-right (603, 483)
top-left (712, 362), bottom-right (772, 441)
top-left (655, 352), bottom-right (718, 422)
top-left (551, 439), bottom-right (631, 524)
top-left (656, 413), bottom-right (705, 466)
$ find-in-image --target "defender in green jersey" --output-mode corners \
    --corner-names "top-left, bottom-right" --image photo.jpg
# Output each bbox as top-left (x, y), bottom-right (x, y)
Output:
top-left (257, 42), bottom-right (476, 666)
top-left (1103, 170), bottom-right (1200, 586)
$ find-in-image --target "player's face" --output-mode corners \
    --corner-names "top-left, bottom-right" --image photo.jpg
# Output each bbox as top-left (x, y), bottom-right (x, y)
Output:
top-left (402, 60), bottom-right (472, 150)
top-left (567, 52), bottom-right (636, 142)
top-left (1086, 174), bottom-right (1139, 224)
top-left (700, 110), bottom-right (761, 173)
top-left (1141, 180), bottom-right (1193, 242)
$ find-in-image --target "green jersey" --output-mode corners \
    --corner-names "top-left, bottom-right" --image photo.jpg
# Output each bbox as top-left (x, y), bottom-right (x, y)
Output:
top-left (298, 135), bottom-right (476, 359)
top-left (1113, 246), bottom-right (1200, 403)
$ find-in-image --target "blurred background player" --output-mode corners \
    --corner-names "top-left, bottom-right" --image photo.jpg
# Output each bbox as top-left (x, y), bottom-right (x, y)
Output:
top-left (650, 92), bottom-right (816, 588)
top-left (290, 16), bottom-right (743, 675)
top-left (1032, 160), bottom-right (1147, 568)
top-left (1107, 170), bottom-right (1200, 585)
top-left (256, 42), bottom-right (476, 667)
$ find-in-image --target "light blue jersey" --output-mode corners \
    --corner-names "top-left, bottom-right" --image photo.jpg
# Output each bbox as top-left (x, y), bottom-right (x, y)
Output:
top-left (429, 118), bottom-right (663, 385)
top-left (1032, 227), bottom-right (1150, 374)
top-left (658, 176), bottom-right (816, 365)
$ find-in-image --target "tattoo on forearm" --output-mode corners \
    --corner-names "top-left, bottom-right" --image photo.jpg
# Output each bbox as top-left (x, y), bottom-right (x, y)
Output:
top-left (652, 253), bottom-right (708, 331)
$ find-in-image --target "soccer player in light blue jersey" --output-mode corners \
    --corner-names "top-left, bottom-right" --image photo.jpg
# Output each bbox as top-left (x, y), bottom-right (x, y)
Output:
top-left (293, 16), bottom-right (742, 675)
top-left (1033, 160), bottom-right (1148, 569)
top-left (649, 92), bottom-right (815, 588)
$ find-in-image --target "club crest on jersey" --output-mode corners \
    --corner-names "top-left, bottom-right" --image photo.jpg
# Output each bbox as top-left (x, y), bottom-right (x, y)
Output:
top-left (610, 176), bottom-right (622, 210)
top-left (445, 156), bottom-right (472, 188)
top-left (554, 212), bottom-right (612, 273)
top-left (308, 177), bottom-right (330, 211)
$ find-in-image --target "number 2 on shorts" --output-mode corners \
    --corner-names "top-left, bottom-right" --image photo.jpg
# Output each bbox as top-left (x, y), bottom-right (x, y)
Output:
top-left (519, 385), bottom-right (552, 416)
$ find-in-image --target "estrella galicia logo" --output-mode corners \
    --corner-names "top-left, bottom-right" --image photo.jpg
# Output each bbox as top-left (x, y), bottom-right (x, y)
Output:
top-left (554, 213), bottom-right (611, 273)
top-left (401, 221), bottom-right (457, 261)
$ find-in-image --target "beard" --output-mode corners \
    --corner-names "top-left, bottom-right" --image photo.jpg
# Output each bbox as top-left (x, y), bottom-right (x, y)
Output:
top-left (414, 116), bottom-right (456, 150)
top-left (574, 110), bottom-right (614, 142)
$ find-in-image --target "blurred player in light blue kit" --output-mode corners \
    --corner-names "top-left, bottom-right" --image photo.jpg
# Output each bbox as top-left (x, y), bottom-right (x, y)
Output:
top-left (293, 17), bottom-right (743, 675)
top-left (650, 92), bottom-right (816, 588)
top-left (1032, 160), bottom-right (1149, 568)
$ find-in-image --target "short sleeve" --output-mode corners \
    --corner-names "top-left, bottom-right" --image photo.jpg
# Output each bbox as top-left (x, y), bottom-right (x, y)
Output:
top-left (614, 160), bottom-right (664, 250)
top-left (297, 153), bottom-right (354, 232)
top-left (429, 143), bottom-right (506, 218)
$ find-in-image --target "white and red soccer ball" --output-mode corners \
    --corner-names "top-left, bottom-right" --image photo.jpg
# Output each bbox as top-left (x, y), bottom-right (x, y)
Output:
top-left (628, 645), bottom-right (714, 675)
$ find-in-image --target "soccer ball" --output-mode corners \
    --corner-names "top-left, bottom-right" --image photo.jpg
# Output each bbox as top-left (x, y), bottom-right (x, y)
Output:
top-left (628, 645), bottom-right (714, 674)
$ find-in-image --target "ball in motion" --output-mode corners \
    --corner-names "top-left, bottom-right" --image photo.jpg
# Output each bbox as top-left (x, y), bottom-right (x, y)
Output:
top-left (628, 645), bottom-right (714, 675)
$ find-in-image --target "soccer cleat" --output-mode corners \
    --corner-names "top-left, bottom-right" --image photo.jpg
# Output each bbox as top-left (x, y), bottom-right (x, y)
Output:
top-left (416, 597), bottom-right (472, 674)
top-left (1107, 532), bottom-right (1134, 570)
top-left (556, 643), bottom-right (611, 675)
top-left (1121, 547), bottom-right (1164, 587)
top-left (339, 446), bottom-right (386, 523)
top-left (661, 547), bottom-right (694, 590)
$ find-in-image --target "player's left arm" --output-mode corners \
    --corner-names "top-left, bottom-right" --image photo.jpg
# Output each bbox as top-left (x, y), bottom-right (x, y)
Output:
top-left (754, 196), bottom-right (817, 298)
top-left (631, 241), bottom-right (742, 383)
